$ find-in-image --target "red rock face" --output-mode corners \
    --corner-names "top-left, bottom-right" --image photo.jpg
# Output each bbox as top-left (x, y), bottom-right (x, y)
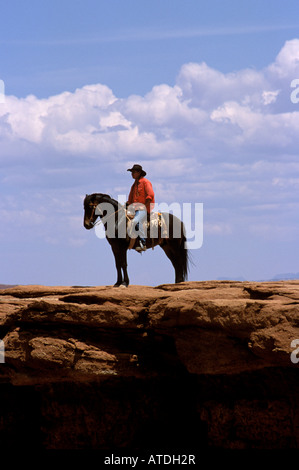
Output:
top-left (0, 281), bottom-right (298, 450)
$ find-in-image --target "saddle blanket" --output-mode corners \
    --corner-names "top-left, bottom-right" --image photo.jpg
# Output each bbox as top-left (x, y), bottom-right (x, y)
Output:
top-left (127, 211), bottom-right (168, 249)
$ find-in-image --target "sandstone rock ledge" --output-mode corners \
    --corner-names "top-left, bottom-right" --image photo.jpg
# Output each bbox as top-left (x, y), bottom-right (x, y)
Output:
top-left (0, 280), bottom-right (298, 450)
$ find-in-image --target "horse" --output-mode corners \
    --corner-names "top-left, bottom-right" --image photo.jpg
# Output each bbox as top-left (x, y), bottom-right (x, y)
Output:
top-left (83, 193), bottom-right (189, 287)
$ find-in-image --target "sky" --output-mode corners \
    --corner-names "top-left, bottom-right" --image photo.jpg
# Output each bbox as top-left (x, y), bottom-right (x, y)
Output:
top-left (1, 0), bottom-right (299, 286)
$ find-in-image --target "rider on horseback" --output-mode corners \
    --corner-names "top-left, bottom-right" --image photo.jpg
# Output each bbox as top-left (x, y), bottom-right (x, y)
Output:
top-left (127, 164), bottom-right (155, 252)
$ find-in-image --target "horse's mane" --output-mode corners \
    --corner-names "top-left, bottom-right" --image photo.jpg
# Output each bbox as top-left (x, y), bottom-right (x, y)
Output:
top-left (87, 193), bottom-right (121, 208)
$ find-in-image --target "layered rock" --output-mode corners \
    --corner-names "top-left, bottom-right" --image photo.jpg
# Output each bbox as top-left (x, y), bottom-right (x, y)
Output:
top-left (0, 281), bottom-right (298, 450)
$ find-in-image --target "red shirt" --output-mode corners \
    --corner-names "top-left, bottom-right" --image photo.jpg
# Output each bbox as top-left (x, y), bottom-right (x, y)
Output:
top-left (127, 177), bottom-right (155, 213)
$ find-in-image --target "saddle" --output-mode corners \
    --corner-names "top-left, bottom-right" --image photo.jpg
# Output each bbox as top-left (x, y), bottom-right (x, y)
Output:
top-left (126, 211), bottom-right (168, 250)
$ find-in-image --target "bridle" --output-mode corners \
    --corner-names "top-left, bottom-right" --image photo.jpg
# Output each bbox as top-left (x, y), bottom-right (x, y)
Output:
top-left (86, 202), bottom-right (100, 227)
top-left (86, 201), bottom-right (129, 228)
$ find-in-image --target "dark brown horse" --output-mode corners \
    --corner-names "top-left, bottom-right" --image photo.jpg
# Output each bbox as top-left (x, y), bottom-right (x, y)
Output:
top-left (83, 193), bottom-right (189, 287)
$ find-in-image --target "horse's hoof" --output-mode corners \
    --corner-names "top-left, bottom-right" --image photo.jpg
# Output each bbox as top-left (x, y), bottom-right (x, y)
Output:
top-left (119, 283), bottom-right (128, 288)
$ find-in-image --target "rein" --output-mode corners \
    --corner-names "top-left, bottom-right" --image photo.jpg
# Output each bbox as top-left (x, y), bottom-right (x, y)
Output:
top-left (88, 202), bottom-right (129, 227)
top-left (88, 203), bottom-right (97, 226)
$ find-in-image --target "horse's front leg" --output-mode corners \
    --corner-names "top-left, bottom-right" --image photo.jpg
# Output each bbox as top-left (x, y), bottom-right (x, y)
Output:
top-left (111, 243), bottom-right (129, 287)
top-left (111, 244), bottom-right (123, 287)
top-left (114, 264), bottom-right (123, 287)
top-left (121, 249), bottom-right (129, 287)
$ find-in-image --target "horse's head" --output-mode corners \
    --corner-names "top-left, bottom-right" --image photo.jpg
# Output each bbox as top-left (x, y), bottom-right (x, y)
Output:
top-left (83, 193), bottom-right (111, 229)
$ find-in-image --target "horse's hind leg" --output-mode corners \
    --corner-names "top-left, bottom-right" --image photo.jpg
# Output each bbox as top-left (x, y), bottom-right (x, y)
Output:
top-left (120, 249), bottom-right (129, 287)
top-left (160, 242), bottom-right (184, 283)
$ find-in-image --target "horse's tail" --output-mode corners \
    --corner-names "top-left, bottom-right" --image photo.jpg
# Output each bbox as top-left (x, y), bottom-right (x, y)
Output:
top-left (161, 213), bottom-right (190, 283)
top-left (176, 221), bottom-right (189, 281)
top-left (181, 229), bottom-right (189, 281)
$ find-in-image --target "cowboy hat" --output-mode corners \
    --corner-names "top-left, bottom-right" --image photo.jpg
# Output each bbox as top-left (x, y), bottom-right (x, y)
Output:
top-left (127, 164), bottom-right (146, 177)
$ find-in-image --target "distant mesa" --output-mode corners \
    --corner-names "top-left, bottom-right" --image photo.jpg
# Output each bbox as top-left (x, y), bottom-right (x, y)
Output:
top-left (271, 272), bottom-right (299, 281)
top-left (217, 272), bottom-right (299, 282)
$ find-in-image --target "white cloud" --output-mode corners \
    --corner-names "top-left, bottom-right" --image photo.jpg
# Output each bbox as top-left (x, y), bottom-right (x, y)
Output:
top-left (262, 90), bottom-right (280, 105)
top-left (1, 40), bottom-right (298, 163)
top-left (177, 61), bottom-right (268, 110)
top-left (268, 39), bottom-right (299, 78)
top-left (1, 39), bottom-right (299, 251)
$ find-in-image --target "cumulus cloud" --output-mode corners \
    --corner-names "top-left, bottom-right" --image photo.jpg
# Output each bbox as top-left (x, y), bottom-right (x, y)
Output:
top-left (268, 39), bottom-right (299, 79)
top-left (1, 40), bottom-right (299, 162)
top-left (1, 39), bottom-right (299, 251)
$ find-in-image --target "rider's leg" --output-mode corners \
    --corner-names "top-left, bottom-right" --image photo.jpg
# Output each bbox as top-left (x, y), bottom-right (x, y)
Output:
top-left (133, 210), bottom-right (147, 249)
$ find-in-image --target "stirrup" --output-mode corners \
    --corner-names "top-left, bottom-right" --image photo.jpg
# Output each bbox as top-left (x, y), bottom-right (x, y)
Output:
top-left (136, 240), bottom-right (147, 252)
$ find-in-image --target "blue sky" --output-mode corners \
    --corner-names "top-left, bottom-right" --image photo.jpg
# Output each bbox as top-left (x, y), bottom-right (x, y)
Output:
top-left (1, 0), bottom-right (299, 286)
top-left (2, 0), bottom-right (299, 98)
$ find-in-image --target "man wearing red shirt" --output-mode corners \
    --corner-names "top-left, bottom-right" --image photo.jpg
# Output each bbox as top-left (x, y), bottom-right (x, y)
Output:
top-left (127, 164), bottom-right (155, 251)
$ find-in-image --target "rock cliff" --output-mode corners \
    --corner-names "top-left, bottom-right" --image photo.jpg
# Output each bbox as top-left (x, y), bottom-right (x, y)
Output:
top-left (0, 281), bottom-right (298, 451)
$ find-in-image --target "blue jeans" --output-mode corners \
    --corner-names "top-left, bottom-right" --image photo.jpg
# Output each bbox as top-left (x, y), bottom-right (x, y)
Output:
top-left (132, 210), bottom-right (147, 241)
